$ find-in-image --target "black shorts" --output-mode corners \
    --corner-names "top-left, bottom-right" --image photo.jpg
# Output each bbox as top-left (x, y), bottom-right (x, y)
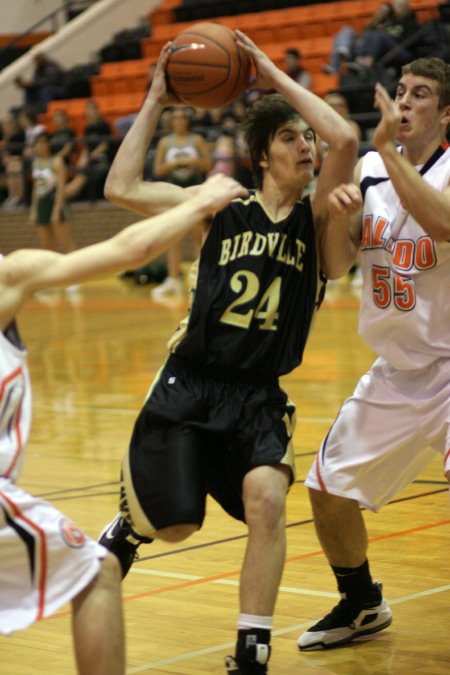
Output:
top-left (36, 190), bottom-right (70, 225)
top-left (121, 354), bottom-right (297, 536)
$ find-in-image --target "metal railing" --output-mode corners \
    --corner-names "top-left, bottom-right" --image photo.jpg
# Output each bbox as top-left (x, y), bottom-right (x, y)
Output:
top-left (0, 1), bottom-right (87, 63)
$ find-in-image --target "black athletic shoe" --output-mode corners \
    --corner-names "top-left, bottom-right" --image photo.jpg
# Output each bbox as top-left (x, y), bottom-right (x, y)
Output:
top-left (224, 643), bottom-right (270, 674)
top-left (99, 514), bottom-right (152, 578)
top-left (298, 582), bottom-right (392, 651)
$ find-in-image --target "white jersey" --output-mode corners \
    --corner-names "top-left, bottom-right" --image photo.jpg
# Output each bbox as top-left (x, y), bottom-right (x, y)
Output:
top-left (0, 317), bottom-right (106, 636)
top-left (0, 324), bottom-right (31, 482)
top-left (358, 144), bottom-right (450, 370)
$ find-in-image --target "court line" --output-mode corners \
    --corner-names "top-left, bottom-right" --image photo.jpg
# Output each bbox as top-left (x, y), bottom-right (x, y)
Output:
top-left (123, 518), bottom-right (450, 604)
top-left (130, 567), bottom-right (339, 598)
top-left (125, 583), bottom-right (450, 673)
top-left (133, 489), bottom-right (448, 562)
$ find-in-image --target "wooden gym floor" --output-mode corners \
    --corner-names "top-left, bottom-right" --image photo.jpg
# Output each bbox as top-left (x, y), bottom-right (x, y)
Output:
top-left (1, 275), bottom-right (449, 674)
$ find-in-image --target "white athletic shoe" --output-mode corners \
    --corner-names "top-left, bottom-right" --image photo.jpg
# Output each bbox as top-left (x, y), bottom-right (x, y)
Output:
top-left (151, 276), bottom-right (184, 299)
top-left (298, 582), bottom-right (392, 651)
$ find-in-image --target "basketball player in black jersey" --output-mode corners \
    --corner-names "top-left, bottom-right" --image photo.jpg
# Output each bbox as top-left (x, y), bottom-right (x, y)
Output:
top-left (99, 31), bottom-right (360, 674)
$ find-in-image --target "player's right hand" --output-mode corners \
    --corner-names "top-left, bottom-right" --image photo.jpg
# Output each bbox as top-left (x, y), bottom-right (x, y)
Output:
top-left (148, 42), bottom-right (182, 106)
top-left (197, 174), bottom-right (249, 214)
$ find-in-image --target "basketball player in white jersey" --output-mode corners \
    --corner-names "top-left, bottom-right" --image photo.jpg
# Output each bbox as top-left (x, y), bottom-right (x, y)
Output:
top-left (298, 57), bottom-right (450, 651)
top-left (0, 174), bottom-right (247, 674)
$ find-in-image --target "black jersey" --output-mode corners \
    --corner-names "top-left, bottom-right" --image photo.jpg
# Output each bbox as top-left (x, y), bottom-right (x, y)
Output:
top-left (172, 192), bottom-right (323, 378)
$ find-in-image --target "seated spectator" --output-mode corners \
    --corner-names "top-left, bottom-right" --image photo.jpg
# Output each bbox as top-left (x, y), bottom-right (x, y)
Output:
top-left (0, 114), bottom-right (25, 209)
top-left (65, 100), bottom-right (112, 202)
top-left (50, 108), bottom-right (77, 166)
top-left (14, 52), bottom-right (67, 113)
top-left (323, 2), bottom-right (396, 74)
top-left (284, 48), bottom-right (312, 89)
top-left (353, 0), bottom-right (420, 70)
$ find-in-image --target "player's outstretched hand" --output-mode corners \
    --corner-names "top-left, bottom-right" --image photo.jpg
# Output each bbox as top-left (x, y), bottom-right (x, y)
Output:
top-left (328, 183), bottom-right (363, 218)
top-left (234, 30), bottom-right (280, 90)
top-left (147, 42), bottom-right (181, 106)
top-left (372, 82), bottom-right (401, 152)
top-left (195, 174), bottom-right (249, 215)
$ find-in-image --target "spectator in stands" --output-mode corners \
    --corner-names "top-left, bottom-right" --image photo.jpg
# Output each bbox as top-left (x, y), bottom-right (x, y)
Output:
top-left (283, 47), bottom-right (312, 89)
top-left (190, 105), bottom-right (231, 144)
top-left (323, 2), bottom-right (395, 74)
top-left (18, 108), bottom-right (46, 158)
top-left (17, 107), bottom-right (47, 206)
top-left (14, 52), bottom-right (67, 113)
top-left (150, 106), bottom-right (213, 299)
top-left (50, 108), bottom-right (77, 166)
top-left (209, 110), bottom-right (252, 187)
top-left (0, 114), bottom-right (25, 209)
top-left (30, 131), bottom-right (76, 258)
top-left (351, 0), bottom-right (420, 71)
top-left (65, 100), bottom-right (112, 202)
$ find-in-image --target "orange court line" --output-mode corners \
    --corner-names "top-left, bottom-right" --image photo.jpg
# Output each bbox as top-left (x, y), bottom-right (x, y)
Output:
top-left (47, 516), bottom-right (450, 620)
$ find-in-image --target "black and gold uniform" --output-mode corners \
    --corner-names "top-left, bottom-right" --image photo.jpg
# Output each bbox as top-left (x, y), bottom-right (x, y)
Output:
top-left (122, 192), bottom-right (325, 535)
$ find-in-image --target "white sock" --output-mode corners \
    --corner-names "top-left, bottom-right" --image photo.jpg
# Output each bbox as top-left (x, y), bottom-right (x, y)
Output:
top-left (237, 614), bottom-right (273, 631)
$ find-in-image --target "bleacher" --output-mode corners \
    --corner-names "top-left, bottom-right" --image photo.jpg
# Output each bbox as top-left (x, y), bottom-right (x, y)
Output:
top-left (37, 0), bottom-right (443, 136)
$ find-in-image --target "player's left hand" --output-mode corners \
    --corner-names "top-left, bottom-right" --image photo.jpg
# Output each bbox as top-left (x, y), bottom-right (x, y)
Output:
top-left (372, 82), bottom-right (401, 151)
top-left (234, 30), bottom-right (279, 90)
top-left (328, 183), bottom-right (363, 217)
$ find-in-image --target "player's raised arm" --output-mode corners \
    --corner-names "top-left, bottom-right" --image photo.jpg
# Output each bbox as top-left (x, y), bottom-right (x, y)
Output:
top-left (0, 174), bottom-right (247, 328)
top-left (104, 43), bottom-right (189, 217)
top-left (373, 82), bottom-right (450, 241)
top-left (235, 30), bottom-right (359, 278)
top-left (235, 30), bottom-right (358, 171)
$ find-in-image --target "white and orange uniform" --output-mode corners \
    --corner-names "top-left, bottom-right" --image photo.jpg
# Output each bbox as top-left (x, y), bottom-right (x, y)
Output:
top-left (0, 321), bottom-right (105, 636)
top-left (306, 144), bottom-right (450, 510)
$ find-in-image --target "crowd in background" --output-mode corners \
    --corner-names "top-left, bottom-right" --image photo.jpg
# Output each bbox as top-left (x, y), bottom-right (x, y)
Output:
top-left (0, 0), bottom-right (448, 216)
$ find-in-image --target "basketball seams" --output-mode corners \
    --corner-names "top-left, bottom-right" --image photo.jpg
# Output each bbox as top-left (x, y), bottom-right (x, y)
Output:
top-left (173, 31), bottom-right (231, 61)
top-left (168, 61), bottom-right (229, 70)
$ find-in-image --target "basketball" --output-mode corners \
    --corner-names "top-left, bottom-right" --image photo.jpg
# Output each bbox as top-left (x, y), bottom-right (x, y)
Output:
top-left (166, 22), bottom-right (251, 108)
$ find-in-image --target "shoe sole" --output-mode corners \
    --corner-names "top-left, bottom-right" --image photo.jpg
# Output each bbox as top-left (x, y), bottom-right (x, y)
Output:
top-left (298, 615), bottom-right (393, 651)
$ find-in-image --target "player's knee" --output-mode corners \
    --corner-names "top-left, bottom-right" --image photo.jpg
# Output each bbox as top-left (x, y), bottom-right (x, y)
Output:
top-left (98, 551), bottom-right (122, 588)
top-left (155, 523), bottom-right (198, 542)
top-left (73, 552), bottom-right (121, 609)
top-left (244, 482), bottom-right (286, 528)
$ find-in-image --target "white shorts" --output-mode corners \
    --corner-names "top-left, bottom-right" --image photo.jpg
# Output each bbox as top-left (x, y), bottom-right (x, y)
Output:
top-left (305, 357), bottom-right (450, 511)
top-left (0, 479), bottom-right (107, 636)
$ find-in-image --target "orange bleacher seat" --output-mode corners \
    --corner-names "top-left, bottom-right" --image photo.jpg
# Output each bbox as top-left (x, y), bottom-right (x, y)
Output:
top-left (47, 98), bottom-right (88, 116)
top-left (149, 0), bottom-right (182, 26)
top-left (312, 72), bottom-right (340, 97)
top-left (98, 59), bottom-right (152, 78)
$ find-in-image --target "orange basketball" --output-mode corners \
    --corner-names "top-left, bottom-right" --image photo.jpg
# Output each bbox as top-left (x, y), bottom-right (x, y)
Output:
top-left (166, 22), bottom-right (251, 108)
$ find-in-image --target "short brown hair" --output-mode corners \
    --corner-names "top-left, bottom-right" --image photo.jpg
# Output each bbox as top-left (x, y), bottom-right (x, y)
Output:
top-left (401, 57), bottom-right (450, 109)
